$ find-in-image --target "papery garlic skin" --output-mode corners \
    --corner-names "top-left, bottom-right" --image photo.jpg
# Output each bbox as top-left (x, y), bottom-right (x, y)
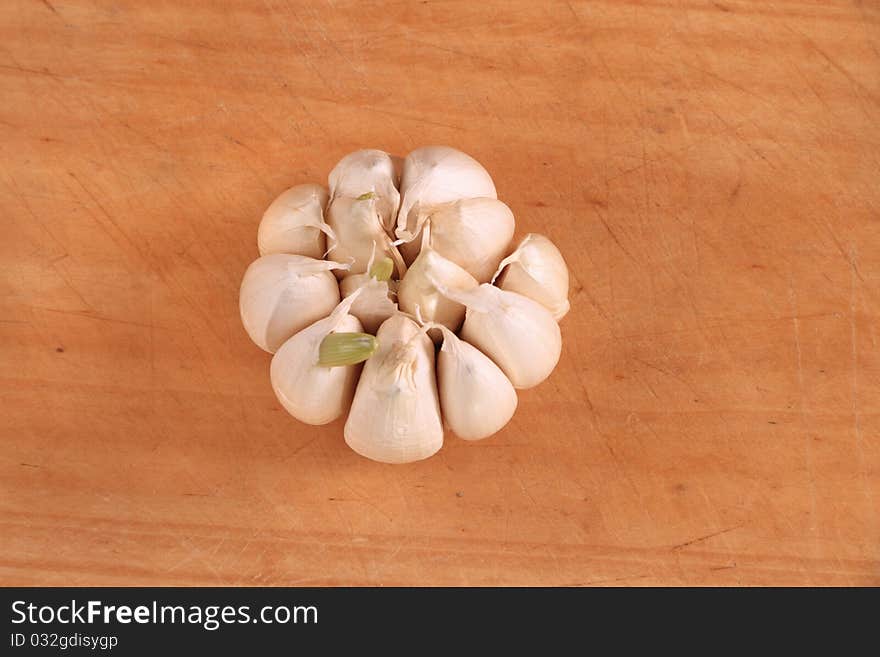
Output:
top-left (326, 196), bottom-right (405, 277)
top-left (443, 284), bottom-right (561, 389)
top-left (433, 325), bottom-right (517, 441)
top-left (395, 146), bottom-right (497, 243)
top-left (339, 274), bottom-right (398, 335)
top-left (402, 198), bottom-right (514, 281)
top-left (257, 184), bottom-right (333, 258)
top-left (270, 294), bottom-right (364, 425)
top-left (328, 149), bottom-right (400, 232)
top-left (344, 314), bottom-right (443, 464)
top-left (494, 233), bottom-right (570, 320)
top-left (239, 254), bottom-right (346, 353)
top-left (398, 245), bottom-right (477, 333)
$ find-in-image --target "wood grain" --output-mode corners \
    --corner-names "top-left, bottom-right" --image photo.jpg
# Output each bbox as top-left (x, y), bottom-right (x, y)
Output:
top-left (1, 0), bottom-right (878, 586)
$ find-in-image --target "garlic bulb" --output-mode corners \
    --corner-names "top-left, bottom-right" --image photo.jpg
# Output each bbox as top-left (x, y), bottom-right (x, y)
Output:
top-left (241, 145), bottom-right (570, 463)
top-left (328, 149), bottom-right (400, 232)
top-left (397, 226), bottom-right (477, 333)
top-left (438, 283), bottom-right (561, 389)
top-left (339, 273), bottom-right (398, 335)
top-left (494, 233), bottom-right (570, 320)
top-left (239, 254), bottom-right (347, 353)
top-left (344, 314), bottom-right (443, 464)
top-left (270, 292), bottom-right (372, 425)
top-left (401, 198), bottom-right (515, 281)
top-left (430, 323), bottom-right (517, 441)
top-left (326, 195), bottom-right (406, 277)
top-left (395, 146), bottom-right (497, 244)
top-left (257, 184), bottom-right (335, 258)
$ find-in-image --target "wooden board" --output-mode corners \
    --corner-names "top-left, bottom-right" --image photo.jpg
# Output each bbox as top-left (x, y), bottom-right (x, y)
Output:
top-left (1, 0), bottom-right (878, 586)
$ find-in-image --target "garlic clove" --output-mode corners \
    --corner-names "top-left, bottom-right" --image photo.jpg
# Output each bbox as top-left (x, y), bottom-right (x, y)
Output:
top-left (328, 149), bottom-right (400, 233)
top-left (438, 283), bottom-right (561, 389)
top-left (410, 198), bottom-right (515, 281)
top-left (395, 146), bottom-right (497, 244)
top-left (397, 235), bottom-right (478, 334)
top-left (270, 293), bottom-right (366, 425)
top-left (257, 184), bottom-right (335, 258)
top-left (433, 324), bottom-right (518, 441)
top-left (326, 195), bottom-right (406, 277)
top-left (344, 314), bottom-right (443, 464)
top-left (239, 253), bottom-right (347, 353)
top-left (493, 233), bottom-right (570, 320)
top-left (339, 273), bottom-right (398, 335)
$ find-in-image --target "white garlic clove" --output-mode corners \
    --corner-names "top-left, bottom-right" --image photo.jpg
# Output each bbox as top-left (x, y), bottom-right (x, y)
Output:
top-left (339, 273), bottom-right (398, 335)
top-left (326, 196), bottom-right (406, 277)
top-left (397, 232), bottom-right (478, 334)
top-left (395, 146), bottom-right (497, 244)
top-left (239, 254), bottom-right (347, 353)
top-left (328, 149), bottom-right (400, 233)
top-left (257, 184), bottom-right (335, 258)
top-left (270, 293), bottom-right (367, 425)
top-left (403, 198), bottom-right (515, 281)
top-left (438, 283), bottom-right (561, 389)
top-left (493, 233), bottom-right (570, 320)
top-left (344, 314), bottom-right (443, 464)
top-left (432, 324), bottom-right (518, 441)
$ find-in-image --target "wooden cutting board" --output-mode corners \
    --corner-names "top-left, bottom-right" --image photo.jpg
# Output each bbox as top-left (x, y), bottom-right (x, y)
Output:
top-left (1, 0), bottom-right (878, 585)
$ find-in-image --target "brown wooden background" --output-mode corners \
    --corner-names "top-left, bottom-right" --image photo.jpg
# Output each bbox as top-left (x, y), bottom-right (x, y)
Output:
top-left (2, 0), bottom-right (878, 585)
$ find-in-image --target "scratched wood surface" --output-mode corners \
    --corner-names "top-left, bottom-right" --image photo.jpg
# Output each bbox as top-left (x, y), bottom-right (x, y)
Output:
top-left (1, 0), bottom-right (878, 586)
